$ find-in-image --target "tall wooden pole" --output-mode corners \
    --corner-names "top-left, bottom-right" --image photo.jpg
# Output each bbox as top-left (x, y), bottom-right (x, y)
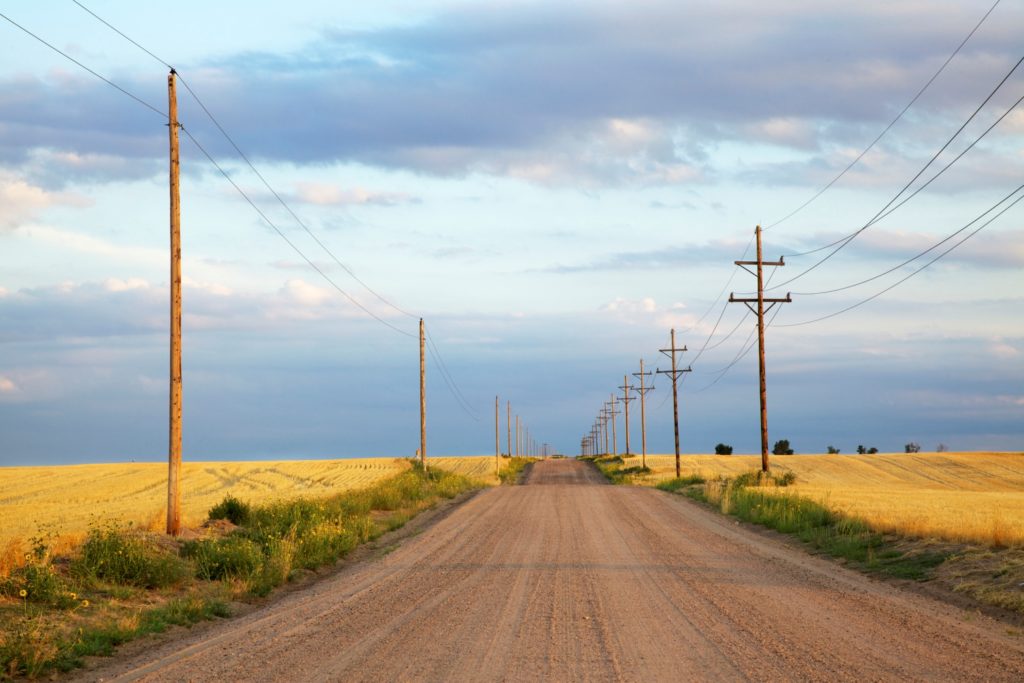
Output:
top-left (494, 395), bottom-right (500, 475)
top-left (506, 401), bottom-right (511, 456)
top-left (755, 227), bottom-right (769, 472)
top-left (634, 359), bottom-right (652, 470)
top-left (620, 374), bottom-right (633, 456)
top-left (515, 415), bottom-right (520, 457)
top-left (658, 329), bottom-right (690, 479)
top-left (166, 71), bottom-right (182, 537)
top-left (419, 318), bottom-right (426, 469)
top-left (609, 395), bottom-right (618, 456)
top-left (729, 225), bottom-right (791, 474)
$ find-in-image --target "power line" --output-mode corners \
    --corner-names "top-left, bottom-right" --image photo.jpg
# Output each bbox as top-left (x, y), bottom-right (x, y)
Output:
top-left (180, 127), bottom-right (416, 337)
top-left (67, 2), bottom-right (483, 419)
top-left (795, 182), bottom-right (1024, 296)
top-left (764, 0), bottom-right (1002, 230)
top-left (774, 52), bottom-right (1023, 287)
top-left (775, 190), bottom-right (1024, 328)
top-left (72, 0), bottom-right (419, 322)
top-left (0, 10), bottom-right (166, 118)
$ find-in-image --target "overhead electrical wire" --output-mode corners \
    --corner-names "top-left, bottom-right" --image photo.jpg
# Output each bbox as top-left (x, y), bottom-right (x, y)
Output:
top-left (774, 188), bottom-right (1024, 328)
top-left (794, 181), bottom-right (1024, 296)
top-left (763, 0), bottom-right (1002, 231)
top-left (769, 52), bottom-right (1024, 294)
top-left (65, 1), bottom-right (487, 418)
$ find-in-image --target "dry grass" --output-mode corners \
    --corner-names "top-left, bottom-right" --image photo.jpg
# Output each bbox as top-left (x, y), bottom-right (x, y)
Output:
top-left (0, 459), bottom-right (412, 552)
top-left (0, 456), bottom-right (502, 567)
top-left (635, 451), bottom-right (1024, 546)
top-left (428, 456), bottom-right (504, 486)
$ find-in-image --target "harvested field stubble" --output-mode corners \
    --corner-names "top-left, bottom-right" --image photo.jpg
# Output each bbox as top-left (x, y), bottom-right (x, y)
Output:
top-left (634, 452), bottom-right (1024, 546)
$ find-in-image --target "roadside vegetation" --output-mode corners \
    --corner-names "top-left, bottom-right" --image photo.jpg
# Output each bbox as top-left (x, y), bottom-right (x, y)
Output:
top-left (497, 456), bottom-right (537, 485)
top-left (641, 462), bottom-right (1024, 618)
top-left (0, 463), bottom-right (480, 680)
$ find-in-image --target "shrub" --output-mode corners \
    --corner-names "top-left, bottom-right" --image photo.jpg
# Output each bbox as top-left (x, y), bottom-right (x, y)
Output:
top-left (0, 561), bottom-right (72, 608)
top-left (772, 439), bottom-right (794, 455)
top-left (208, 496), bottom-right (251, 525)
top-left (74, 524), bottom-right (186, 589)
top-left (905, 442), bottom-right (921, 453)
top-left (714, 443), bottom-right (733, 455)
top-left (827, 445), bottom-right (840, 454)
top-left (181, 536), bottom-right (264, 582)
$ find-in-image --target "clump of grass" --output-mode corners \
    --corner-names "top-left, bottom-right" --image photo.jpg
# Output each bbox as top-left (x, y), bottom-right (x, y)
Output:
top-left (208, 496), bottom-right (251, 525)
top-left (498, 457), bottom-right (534, 485)
top-left (655, 474), bottom-right (706, 492)
top-left (73, 523), bottom-right (187, 589)
top-left (181, 536), bottom-right (265, 582)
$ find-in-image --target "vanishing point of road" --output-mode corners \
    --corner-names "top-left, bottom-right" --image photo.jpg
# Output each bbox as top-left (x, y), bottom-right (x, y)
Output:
top-left (78, 459), bottom-right (1024, 682)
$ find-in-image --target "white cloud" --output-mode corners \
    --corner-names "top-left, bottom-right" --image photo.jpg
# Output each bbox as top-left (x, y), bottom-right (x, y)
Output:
top-left (0, 174), bottom-right (91, 231)
top-left (291, 182), bottom-right (419, 206)
top-left (0, 376), bottom-right (17, 394)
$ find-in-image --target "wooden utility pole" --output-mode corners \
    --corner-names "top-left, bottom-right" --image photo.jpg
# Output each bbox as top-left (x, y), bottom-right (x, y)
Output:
top-left (607, 396), bottom-right (619, 456)
top-left (166, 70), bottom-right (182, 537)
top-left (657, 329), bottom-right (691, 479)
top-left (619, 374), bottom-right (635, 456)
top-left (494, 395), bottom-right (500, 476)
top-left (506, 401), bottom-right (511, 456)
top-left (419, 318), bottom-right (426, 469)
top-left (515, 415), bottom-right (520, 457)
top-left (633, 359), bottom-right (653, 469)
top-left (729, 225), bottom-right (791, 473)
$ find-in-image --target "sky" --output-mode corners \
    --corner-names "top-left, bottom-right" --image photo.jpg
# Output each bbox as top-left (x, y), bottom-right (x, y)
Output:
top-left (0, 0), bottom-right (1022, 465)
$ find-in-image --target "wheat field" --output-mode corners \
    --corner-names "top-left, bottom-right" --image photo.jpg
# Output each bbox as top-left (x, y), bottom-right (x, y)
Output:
top-left (0, 456), bottom-right (500, 548)
top-left (635, 452), bottom-right (1024, 545)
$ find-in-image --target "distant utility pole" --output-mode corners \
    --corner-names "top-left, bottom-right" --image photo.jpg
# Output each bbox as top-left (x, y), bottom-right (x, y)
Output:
top-left (657, 328), bottom-right (691, 479)
top-left (506, 401), bottom-right (512, 456)
top-left (166, 70), bottom-right (182, 537)
top-left (729, 225), bottom-right (791, 473)
top-left (600, 408), bottom-right (610, 455)
top-left (633, 359), bottom-right (654, 469)
top-left (516, 415), bottom-right (521, 457)
top-left (419, 318), bottom-right (427, 470)
top-left (494, 395), bottom-right (500, 475)
top-left (607, 396), bottom-right (620, 456)
top-left (619, 374), bottom-right (635, 456)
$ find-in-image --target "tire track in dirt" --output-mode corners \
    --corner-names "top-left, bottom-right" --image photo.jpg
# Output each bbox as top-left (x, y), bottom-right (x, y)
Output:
top-left (75, 459), bottom-right (1024, 682)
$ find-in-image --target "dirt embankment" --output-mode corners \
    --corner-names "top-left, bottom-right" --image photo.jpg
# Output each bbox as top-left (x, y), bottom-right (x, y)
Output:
top-left (75, 459), bottom-right (1024, 682)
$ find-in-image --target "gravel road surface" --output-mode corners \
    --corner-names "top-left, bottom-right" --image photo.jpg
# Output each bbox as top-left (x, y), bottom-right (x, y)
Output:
top-left (77, 459), bottom-right (1024, 682)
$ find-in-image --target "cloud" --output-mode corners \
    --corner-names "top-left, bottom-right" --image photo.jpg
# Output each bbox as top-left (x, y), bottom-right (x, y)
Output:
top-left (290, 182), bottom-right (420, 206)
top-left (546, 237), bottom-right (750, 272)
top-left (0, 376), bottom-right (17, 394)
top-left (0, 173), bottom-right (92, 230)
top-left (3, 1), bottom-right (1020, 187)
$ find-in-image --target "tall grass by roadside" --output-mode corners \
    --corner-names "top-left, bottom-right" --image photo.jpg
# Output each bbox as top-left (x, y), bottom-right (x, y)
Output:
top-left (582, 454), bottom-right (651, 485)
top-left (671, 473), bottom-right (947, 580)
top-left (0, 463), bottom-right (480, 680)
top-left (497, 456), bottom-right (536, 485)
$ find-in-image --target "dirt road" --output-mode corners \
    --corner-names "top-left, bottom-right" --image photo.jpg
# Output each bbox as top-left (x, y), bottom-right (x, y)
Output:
top-left (78, 459), bottom-right (1024, 682)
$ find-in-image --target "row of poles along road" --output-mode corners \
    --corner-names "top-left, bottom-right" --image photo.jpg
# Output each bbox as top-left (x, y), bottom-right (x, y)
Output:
top-left (579, 225), bottom-right (792, 480)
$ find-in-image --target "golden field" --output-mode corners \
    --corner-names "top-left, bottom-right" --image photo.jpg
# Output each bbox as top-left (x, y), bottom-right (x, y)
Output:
top-left (634, 452), bottom-right (1024, 546)
top-left (0, 456), bottom-right (501, 548)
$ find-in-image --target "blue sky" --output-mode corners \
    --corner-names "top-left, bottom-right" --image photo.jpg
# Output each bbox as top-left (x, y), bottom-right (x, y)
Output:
top-left (0, 0), bottom-right (1022, 464)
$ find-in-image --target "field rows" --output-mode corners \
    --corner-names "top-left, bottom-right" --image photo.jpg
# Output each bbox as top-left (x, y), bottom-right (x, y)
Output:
top-left (634, 452), bottom-right (1024, 545)
top-left (0, 456), bottom-right (501, 547)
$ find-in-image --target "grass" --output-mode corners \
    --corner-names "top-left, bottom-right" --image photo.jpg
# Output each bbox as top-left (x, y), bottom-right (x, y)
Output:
top-left (497, 456), bottom-right (536, 485)
top-left (0, 463), bottom-right (482, 679)
top-left (626, 452), bottom-right (1024, 547)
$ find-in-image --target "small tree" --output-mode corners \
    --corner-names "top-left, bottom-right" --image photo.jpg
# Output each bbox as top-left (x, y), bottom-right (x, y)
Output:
top-left (714, 443), bottom-right (733, 455)
top-left (856, 445), bottom-right (866, 454)
top-left (772, 439), bottom-right (794, 455)
top-left (936, 443), bottom-right (948, 452)
top-left (827, 445), bottom-right (840, 454)
top-left (867, 447), bottom-right (878, 454)
top-left (905, 442), bottom-right (921, 453)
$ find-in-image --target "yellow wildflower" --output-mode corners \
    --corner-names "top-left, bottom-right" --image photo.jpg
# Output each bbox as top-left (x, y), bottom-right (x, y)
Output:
top-left (70, 592), bottom-right (77, 600)
top-left (81, 600), bottom-right (90, 608)
top-left (19, 589), bottom-right (27, 597)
